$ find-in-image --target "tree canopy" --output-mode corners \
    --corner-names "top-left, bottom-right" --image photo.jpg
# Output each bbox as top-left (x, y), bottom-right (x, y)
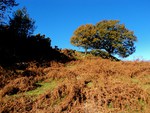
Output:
top-left (9, 7), bottom-right (35, 38)
top-left (0, 0), bottom-right (18, 24)
top-left (0, 7), bottom-right (53, 64)
top-left (70, 20), bottom-right (137, 58)
top-left (70, 24), bottom-right (96, 54)
top-left (0, 1), bottom-right (71, 65)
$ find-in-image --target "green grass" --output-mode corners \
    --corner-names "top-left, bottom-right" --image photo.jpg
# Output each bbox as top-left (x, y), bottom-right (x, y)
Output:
top-left (2, 79), bottom-right (60, 105)
top-left (131, 75), bottom-right (150, 94)
top-left (131, 78), bottom-right (140, 84)
top-left (26, 79), bottom-right (57, 96)
top-left (86, 82), bottom-right (94, 88)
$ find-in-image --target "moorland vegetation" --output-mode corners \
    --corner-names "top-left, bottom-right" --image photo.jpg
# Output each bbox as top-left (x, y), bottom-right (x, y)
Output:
top-left (0, 1), bottom-right (150, 113)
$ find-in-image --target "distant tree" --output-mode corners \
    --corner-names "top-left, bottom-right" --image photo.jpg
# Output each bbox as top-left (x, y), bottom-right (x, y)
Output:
top-left (70, 20), bottom-right (137, 58)
top-left (95, 20), bottom-right (137, 58)
top-left (9, 7), bottom-right (35, 38)
top-left (0, 0), bottom-right (18, 24)
top-left (70, 24), bottom-right (96, 54)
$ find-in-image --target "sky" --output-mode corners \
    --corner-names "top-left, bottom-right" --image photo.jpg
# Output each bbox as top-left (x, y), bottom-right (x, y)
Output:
top-left (14, 0), bottom-right (150, 61)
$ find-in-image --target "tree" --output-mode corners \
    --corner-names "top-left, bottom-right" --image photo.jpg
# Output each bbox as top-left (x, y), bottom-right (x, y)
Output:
top-left (9, 7), bottom-right (35, 38)
top-left (95, 20), bottom-right (137, 58)
top-left (0, 0), bottom-right (18, 24)
top-left (8, 7), bottom-right (35, 58)
top-left (70, 24), bottom-right (96, 54)
top-left (70, 20), bottom-right (137, 58)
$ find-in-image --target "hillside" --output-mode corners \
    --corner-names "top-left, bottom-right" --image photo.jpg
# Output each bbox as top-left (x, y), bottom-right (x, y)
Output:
top-left (0, 54), bottom-right (150, 113)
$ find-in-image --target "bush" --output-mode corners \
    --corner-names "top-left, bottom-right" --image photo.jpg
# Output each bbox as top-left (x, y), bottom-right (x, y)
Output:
top-left (91, 49), bottom-right (120, 61)
top-left (91, 49), bottom-right (110, 58)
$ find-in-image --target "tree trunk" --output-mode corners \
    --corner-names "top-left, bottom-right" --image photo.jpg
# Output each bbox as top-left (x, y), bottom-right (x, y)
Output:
top-left (85, 47), bottom-right (87, 55)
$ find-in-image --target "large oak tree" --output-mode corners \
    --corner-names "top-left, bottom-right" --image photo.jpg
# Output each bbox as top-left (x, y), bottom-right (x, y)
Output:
top-left (70, 20), bottom-right (137, 58)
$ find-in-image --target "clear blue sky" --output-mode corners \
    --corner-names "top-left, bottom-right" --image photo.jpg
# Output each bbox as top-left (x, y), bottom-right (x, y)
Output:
top-left (14, 0), bottom-right (150, 61)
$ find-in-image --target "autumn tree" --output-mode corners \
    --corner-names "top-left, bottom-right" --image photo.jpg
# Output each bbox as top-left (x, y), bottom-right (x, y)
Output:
top-left (70, 24), bottom-right (96, 54)
top-left (70, 20), bottom-right (137, 58)
top-left (95, 20), bottom-right (137, 58)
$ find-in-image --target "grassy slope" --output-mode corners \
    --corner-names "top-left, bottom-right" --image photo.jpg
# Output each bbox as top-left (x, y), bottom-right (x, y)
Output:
top-left (0, 52), bottom-right (150, 113)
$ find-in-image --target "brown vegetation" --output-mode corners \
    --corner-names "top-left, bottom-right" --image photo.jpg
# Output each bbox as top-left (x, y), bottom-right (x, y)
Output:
top-left (0, 57), bottom-right (150, 113)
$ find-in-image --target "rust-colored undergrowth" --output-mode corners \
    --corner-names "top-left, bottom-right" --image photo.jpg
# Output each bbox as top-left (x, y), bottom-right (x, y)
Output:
top-left (0, 57), bottom-right (150, 113)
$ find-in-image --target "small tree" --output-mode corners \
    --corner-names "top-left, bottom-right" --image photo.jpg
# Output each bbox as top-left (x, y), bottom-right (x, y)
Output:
top-left (70, 24), bottom-right (96, 54)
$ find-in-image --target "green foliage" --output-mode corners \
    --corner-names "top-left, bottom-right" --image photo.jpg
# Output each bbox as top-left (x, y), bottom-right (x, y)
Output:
top-left (70, 20), bottom-right (137, 58)
top-left (91, 49), bottom-right (120, 61)
top-left (70, 24), bottom-right (96, 54)
top-left (95, 20), bottom-right (137, 58)
top-left (91, 49), bottom-right (110, 58)
top-left (26, 79), bottom-right (57, 96)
